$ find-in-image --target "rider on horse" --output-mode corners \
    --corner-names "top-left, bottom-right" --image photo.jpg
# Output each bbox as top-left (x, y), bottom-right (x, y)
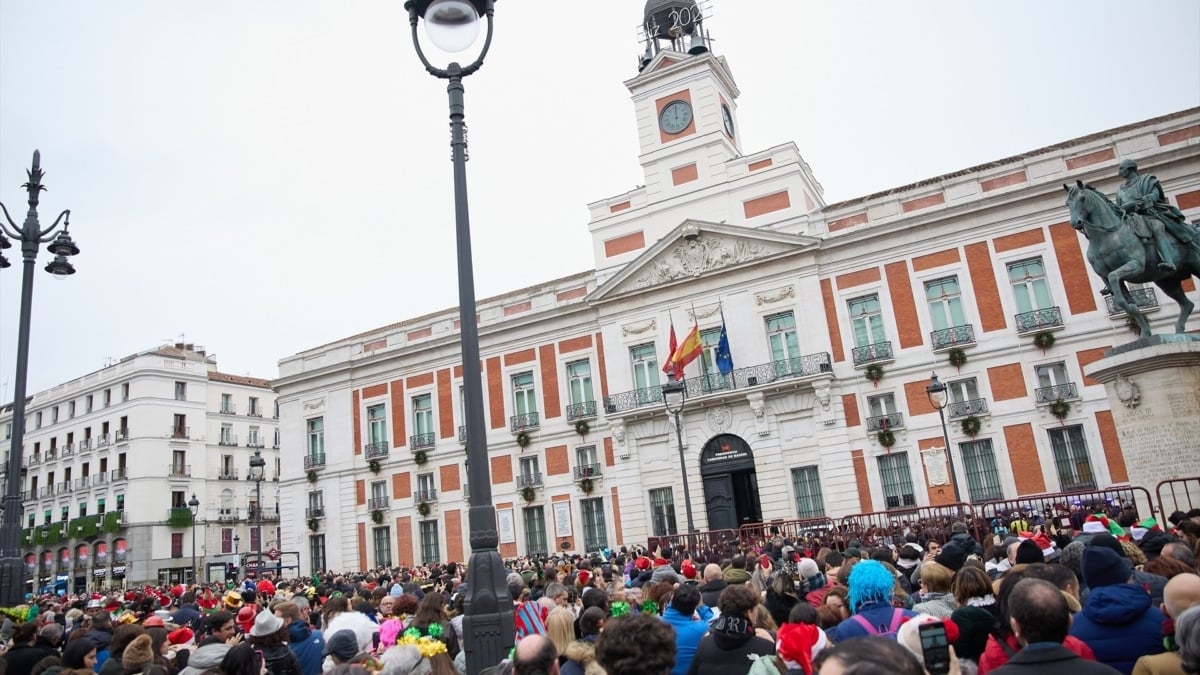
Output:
top-left (1115, 159), bottom-right (1197, 272)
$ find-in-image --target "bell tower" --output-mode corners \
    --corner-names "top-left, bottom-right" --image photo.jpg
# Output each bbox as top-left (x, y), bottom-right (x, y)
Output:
top-left (628, 1), bottom-right (742, 195)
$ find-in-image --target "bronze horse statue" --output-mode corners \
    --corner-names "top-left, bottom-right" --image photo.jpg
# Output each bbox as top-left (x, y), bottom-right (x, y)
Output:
top-left (1064, 180), bottom-right (1199, 336)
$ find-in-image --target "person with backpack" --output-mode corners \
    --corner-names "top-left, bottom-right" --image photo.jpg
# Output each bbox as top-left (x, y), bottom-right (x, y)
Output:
top-left (832, 560), bottom-right (918, 642)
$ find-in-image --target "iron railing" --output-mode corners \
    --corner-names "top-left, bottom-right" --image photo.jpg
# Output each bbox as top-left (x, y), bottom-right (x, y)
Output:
top-left (115, 429), bottom-right (131, 442)
top-left (169, 427), bottom-right (187, 440)
top-left (573, 464), bottom-right (601, 480)
top-left (168, 465), bottom-right (190, 478)
top-left (947, 398), bottom-right (988, 419)
top-left (1015, 306), bottom-right (1063, 334)
top-left (305, 507), bottom-right (324, 519)
top-left (220, 403), bottom-right (237, 415)
top-left (95, 434), bottom-right (110, 448)
top-left (368, 497), bottom-right (389, 510)
top-left (852, 342), bottom-right (893, 366)
top-left (511, 413), bottom-right (540, 432)
top-left (365, 441), bottom-right (389, 459)
top-left (566, 401), bottom-right (597, 421)
top-left (303, 453), bottom-right (326, 470)
top-left (110, 467), bottom-right (127, 481)
top-left (866, 412), bottom-right (904, 433)
top-left (931, 325), bottom-right (976, 351)
top-left (60, 443), bottom-right (74, 456)
top-left (1035, 383), bottom-right (1078, 404)
top-left (414, 489), bottom-right (438, 503)
top-left (218, 435), bottom-right (238, 447)
top-left (1104, 288), bottom-right (1159, 317)
top-left (409, 433), bottom-right (436, 450)
top-left (218, 471), bottom-right (238, 480)
top-left (516, 473), bottom-right (543, 488)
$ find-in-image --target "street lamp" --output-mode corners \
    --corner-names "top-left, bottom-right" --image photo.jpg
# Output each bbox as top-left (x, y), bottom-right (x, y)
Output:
top-left (248, 449), bottom-right (265, 580)
top-left (234, 533), bottom-right (240, 554)
top-left (925, 372), bottom-right (963, 503)
top-left (188, 494), bottom-right (200, 585)
top-left (403, 2), bottom-right (510, 673)
top-left (662, 375), bottom-right (696, 533)
top-left (0, 151), bottom-right (79, 605)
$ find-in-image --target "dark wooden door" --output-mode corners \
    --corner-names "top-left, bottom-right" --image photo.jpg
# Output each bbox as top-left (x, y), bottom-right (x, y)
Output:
top-left (704, 474), bottom-right (737, 531)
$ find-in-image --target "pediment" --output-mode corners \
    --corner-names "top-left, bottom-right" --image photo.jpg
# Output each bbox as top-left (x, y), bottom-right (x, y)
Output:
top-left (590, 220), bottom-right (819, 303)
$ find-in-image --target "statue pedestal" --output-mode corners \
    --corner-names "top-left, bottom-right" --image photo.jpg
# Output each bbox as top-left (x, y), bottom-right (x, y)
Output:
top-left (1083, 336), bottom-right (1200, 516)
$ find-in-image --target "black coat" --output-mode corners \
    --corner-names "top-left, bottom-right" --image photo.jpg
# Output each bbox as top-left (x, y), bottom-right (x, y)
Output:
top-left (2, 641), bottom-right (60, 675)
top-left (697, 579), bottom-right (727, 608)
top-left (990, 644), bottom-right (1122, 675)
top-left (684, 617), bottom-right (775, 675)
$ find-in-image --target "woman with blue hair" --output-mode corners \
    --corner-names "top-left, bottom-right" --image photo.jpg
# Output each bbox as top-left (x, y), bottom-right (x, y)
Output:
top-left (832, 560), bottom-right (918, 643)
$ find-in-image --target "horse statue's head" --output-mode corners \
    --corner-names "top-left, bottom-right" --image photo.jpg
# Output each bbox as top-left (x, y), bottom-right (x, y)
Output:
top-left (1063, 179), bottom-right (1121, 233)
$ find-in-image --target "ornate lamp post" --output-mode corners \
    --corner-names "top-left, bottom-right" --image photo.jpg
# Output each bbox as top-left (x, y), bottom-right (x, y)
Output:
top-left (0, 151), bottom-right (80, 605)
top-left (403, 2), bottom-right (511, 672)
top-left (248, 450), bottom-right (265, 578)
top-left (188, 494), bottom-right (200, 585)
top-left (925, 372), bottom-right (963, 503)
top-left (662, 375), bottom-right (696, 533)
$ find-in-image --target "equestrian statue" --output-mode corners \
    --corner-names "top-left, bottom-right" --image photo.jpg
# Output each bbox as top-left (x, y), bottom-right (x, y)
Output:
top-left (1064, 159), bottom-right (1200, 337)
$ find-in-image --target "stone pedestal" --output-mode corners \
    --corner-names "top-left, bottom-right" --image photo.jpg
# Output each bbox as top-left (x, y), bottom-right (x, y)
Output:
top-left (1083, 336), bottom-right (1200, 516)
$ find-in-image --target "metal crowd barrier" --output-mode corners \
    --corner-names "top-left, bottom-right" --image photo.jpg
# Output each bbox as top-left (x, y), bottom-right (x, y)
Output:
top-left (1157, 477), bottom-right (1200, 523)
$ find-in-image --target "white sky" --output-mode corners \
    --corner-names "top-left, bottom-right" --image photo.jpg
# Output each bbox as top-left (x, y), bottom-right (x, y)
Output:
top-left (2, 1), bottom-right (1198, 397)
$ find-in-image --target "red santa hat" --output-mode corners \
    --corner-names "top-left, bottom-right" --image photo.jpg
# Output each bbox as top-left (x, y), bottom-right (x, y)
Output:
top-left (104, 598), bottom-right (121, 612)
top-left (634, 556), bottom-right (651, 571)
top-left (197, 588), bottom-right (219, 611)
top-left (681, 560), bottom-right (697, 580)
top-left (170, 585), bottom-right (185, 598)
top-left (577, 570), bottom-right (591, 587)
top-left (1032, 532), bottom-right (1056, 559)
top-left (1082, 514), bottom-right (1110, 534)
top-left (776, 622), bottom-right (823, 674)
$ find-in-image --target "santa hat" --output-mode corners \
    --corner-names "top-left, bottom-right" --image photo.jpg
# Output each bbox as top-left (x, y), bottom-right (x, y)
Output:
top-left (170, 585), bottom-right (185, 598)
top-left (1082, 514), bottom-right (1110, 534)
top-left (197, 588), bottom-right (219, 611)
top-left (681, 560), bottom-right (697, 580)
top-left (1130, 517), bottom-right (1161, 542)
top-left (634, 556), bottom-right (651, 571)
top-left (167, 628), bottom-right (194, 646)
top-left (104, 598), bottom-right (121, 612)
top-left (776, 622), bottom-right (823, 674)
top-left (1032, 532), bottom-right (1056, 560)
top-left (577, 570), bottom-right (591, 587)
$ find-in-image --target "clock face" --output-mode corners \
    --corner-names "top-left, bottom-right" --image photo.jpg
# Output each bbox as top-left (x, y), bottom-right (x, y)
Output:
top-left (659, 100), bottom-right (693, 135)
top-left (721, 104), bottom-right (735, 137)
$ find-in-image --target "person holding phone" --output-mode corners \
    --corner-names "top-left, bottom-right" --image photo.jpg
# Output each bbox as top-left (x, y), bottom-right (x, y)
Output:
top-left (220, 643), bottom-right (268, 675)
top-left (247, 609), bottom-right (303, 675)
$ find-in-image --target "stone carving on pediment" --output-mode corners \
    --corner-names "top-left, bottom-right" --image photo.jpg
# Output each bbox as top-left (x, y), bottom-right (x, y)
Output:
top-left (706, 406), bottom-right (732, 434)
top-left (688, 304), bottom-right (722, 322)
top-left (755, 286), bottom-right (796, 306)
top-left (303, 398), bottom-right (325, 411)
top-left (621, 318), bottom-right (657, 337)
top-left (634, 235), bottom-right (783, 289)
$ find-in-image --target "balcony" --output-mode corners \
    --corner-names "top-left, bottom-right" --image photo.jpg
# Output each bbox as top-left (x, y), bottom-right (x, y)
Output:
top-left (1035, 382), bottom-right (1079, 404)
top-left (510, 412), bottom-right (540, 433)
top-left (166, 507), bottom-right (194, 527)
top-left (573, 464), bottom-right (601, 480)
top-left (566, 401), bottom-right (598, 422)
top-left (220, 404), bottom-right (237, 415)
top-left (216, 509), bottom-right (237, 522)
top-left (249, 507), bottom-right (280, 522)
top-left (218, 471), bottom-right (238, 480)
top-left (96, 434), bottom-right (110, 448)
top-left (93, 472), bottom-right (109, 485)
top-left (246, 439), bottom-right (264, 449)
top-left (410, 432), bottom-right (436, 450)
top-left (303, 453), bottom-right (326, 470)
top-left (169, 426), bottom-right (188, 440)
top-left (516, 473), bottom-right (543, 488)
top-left (866, 412), bottom-right (904, 433)
top-left (38, 486), bottom-right (54, 498)
top-left (603, 352), bottom-right (834, 414)
top-left (414, 488), bottom-right (438, 503)
top-left (365, 441), bottom-right (389, 459)
top-left (1015, 306), bottom-right (1064, 334)
top-left (947, 398), bottom-right (989, 419)
top-left (74, 477), bottom-right (90, 490)
top-left (168, 464), bottom-right (190, 478)
top-left (930, 325), bottom-right (976, 351)
top-left (55, 481), bottom-right (71, 494)
top-left (247, 408), bottom-right (263, 418)
top-left (368, 497), bottom-right (389, 510)
top-left (218, 435), bottom-right (238, 447)
top-left (60, 443), bottom-right (74, 457)
top-left (115, 429), bottom-right (131, 443)
top-left (305, 507), bottom-right (324, 519)
top-left (852, 341), bottom-right (894, 367)
top-left (1105, 288), bottom-right (1160, 317)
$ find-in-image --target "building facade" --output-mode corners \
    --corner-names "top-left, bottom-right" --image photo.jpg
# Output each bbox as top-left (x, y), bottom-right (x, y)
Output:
top-left (274, 27), bottom-right (1200, 573)
top-left (3, 343), bottom-right (280, 590)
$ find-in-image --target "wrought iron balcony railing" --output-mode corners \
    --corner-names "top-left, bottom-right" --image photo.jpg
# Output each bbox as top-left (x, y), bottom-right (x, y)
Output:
top-left (947, 398), bottom-right (988, 419)
top-left (931, 325), bottom-right (976, 351)
top-left (218, 471), bottom-right (239, 480)
top-left (367, 497), bottom-right (389, 510)
top-left (303, 453), bottom-right (326, 470)
top-left (1035, 382), bottom-right (1079, 404)
top-left (60, 443), bottom-right (74, 457)
top-left (414, 489), bottom-right (438, 503)
top-left (510, 412), bottom-right (540, 432)
top-left (168, 465), bottom-right (190, 478)
top-left (573, 464), bottom-right (601, 480)
top-left (110, 467), bottom-right (127, 481)
top-left (866, 413), bottom-right (905, 433)
top-left (74, 477), bottom-right (90, 489)
top-left (409, 433), bottom-right (436, 450)
top-left (218, 435), bottom-right (238, 447)
top-left (1015, 306), bottom-right (1064, 334)
top-left (852, 342), bottom-right (894, 366)
top-left (305, 507), bottom-right (325, 519)
top-left (603, 352), bottom-right (833, 414)
top-left (246, 439), bottom-right (264, 449)
top-left (115, 429), bottom-right (131, 443)
top-left (365, 441), bottom-right (390, 459)
top-left (1104, 287), bottom-right (1159, 317)
top-left (220, 404), bottom-right (237, 415)
top-left (169, 427), bottom-right (188, 440)
top-left (566, 401), bottom-right (597, 422)
top-left (516, 473), bottom-right (542, 488)
top-left (95, 434), bottom-right (110, 448)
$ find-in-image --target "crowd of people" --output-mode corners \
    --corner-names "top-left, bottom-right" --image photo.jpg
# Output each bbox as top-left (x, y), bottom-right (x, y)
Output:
top-left (1, 506), bottom-right (1199, 675)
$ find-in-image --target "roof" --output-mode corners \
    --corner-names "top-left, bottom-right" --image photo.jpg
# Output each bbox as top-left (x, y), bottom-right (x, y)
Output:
top-left (208, 371), bottom-right (272, 389)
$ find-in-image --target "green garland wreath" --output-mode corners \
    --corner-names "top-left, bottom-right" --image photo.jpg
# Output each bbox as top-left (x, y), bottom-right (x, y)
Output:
top-left (307, 470), bottom-right (318, 483)
top-left (308, 518), bottom-right (320, 532)
top-left (960, 415), bottom-right (982, 437)
top-left (864, 364), bottom-right (885, 385)
top-left (876, 429), bottom-right (896, 448)
top-left (579, 478), bottom-right (594, 495)
top-left (417, 501), bottom-right (431, 517)
top-left (368, 459), bottom-right (381, 474)
top-left (574, 420), bottom-right (590, 436)
top-left (947, 348), bottom-right (968, 370)
top-left (414, 450), bottom-right (428, 466)
top-left (1033, 331), bottom-right (1056, 351)
top-left (515, 431), bottom-right (531, 448)
top-left (1049, 398), bottom-right (1071, 420)
top-left (520, 486), bottom-right (536, 503)
top-left (370, 509), bottom-right (384, 525)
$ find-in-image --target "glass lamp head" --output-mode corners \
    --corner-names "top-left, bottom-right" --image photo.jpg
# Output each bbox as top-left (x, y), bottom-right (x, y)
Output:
top-left (662, 377), bottom-right (686, 415)
top-left (926, 371), bottom-right (948, 410)
top-left (422, 0), bottom-right (481, 53)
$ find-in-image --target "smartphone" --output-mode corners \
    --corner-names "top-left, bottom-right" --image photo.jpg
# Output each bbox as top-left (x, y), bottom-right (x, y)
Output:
top-left (254, 650), bottom-right (265, 668)
top-left (372, 632), bottom-right (381, 651)
top-left (918, 622), bottom-right (951, 675)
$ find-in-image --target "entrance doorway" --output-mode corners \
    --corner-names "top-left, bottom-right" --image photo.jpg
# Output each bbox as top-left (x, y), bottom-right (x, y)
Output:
top-left (699, 434), bottom-right (762, 531)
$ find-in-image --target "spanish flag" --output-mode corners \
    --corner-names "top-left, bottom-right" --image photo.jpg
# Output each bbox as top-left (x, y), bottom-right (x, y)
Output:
top-left (671, 321), bottom-right (703, 373)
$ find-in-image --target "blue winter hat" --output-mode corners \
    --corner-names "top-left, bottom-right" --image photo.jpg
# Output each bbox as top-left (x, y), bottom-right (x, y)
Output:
top-left (1081, 544), bottom-right (1131, 588)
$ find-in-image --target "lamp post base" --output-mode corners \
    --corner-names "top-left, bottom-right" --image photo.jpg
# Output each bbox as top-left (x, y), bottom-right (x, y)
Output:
top-left (462, 537), bottom-right (513, 674)
top-left (0, 549), bottom-right (27, 606)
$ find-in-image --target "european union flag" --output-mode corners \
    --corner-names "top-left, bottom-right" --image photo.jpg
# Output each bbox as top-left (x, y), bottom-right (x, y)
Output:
top-left (715, 321), bottom-right (734, 375)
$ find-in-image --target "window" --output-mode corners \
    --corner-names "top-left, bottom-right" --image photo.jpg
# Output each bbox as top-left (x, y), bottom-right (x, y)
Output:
top-left (97, 498), bottom-right (105, 515)
top-left (697, 327), bottom-right (732, 389)
top-left (649, 488), bottom-right (677, 536)
top-left (220, 424), bottom-right (235, 446)
top-left (877, 453), bottom-right (916, 509)
top-left (273, 428), bottom-right (281, 449)
top-left (367, 404), bottom-right (388, 444)
top-left (867, 394), bottom-right (898, 418)
top-left (52, 407), bottom-right (59, 424)
top-left (373, 527), bottom-right (392, 567)
top-left (1008, 258), bottom-right (1053, 313)
top-left (866, 393), bottom-right (902, 431)
top-left (580, 498), bottom-right (608, 552)
top-left (307, 418), bottom-right (324, 457)
top-left (630, 343), bottom-right (662, 404)
top-left (172, 450), bottom-right (187, 476)
top-left (61, 506), bottom-right (69, 521)
top-left (248, 426), bottom-right (260, 447)
top-left (78, 502), bottom-right (88, 518)
top-left (121, 383), bottom-right (129, 402)
top-left (248, 397), bottom-right (261, 417)
top-left (250, 528), bottom-right (261, 553)
top-left (35, 412), bottom-right (42, 429)
top-left (412, 395), bottom-right (434, 436)
top-left (791, 466), bottom-right (825, 518)
top-left (566, 360), bottom-right (594, 406)
top-left (215, 528), bottom-right (230, 554)
top-left (960, 440), bottom-right (1003, 501)
top-left (220, 393), bottom-right (233, 414)
top-left (68, 402), bottom-right (75, 419)
top-left (103, 389), bottom-right (111, 407)
top-left (419, 521), bottom-right (440, 564)
top-left (43, 510), bottom-right (51, 525)
top-left (274, 401), bottom-right (280, 419)
top-left (1035, 362), bottom-right (1076, 403)
top-left (174, 382), bottom-right (186, 401)
top-left (116, 494), bottom-right (124, 511)
top-left (370, 481), bottom-right (388, 508)
top-left (308, 534), bottom-right (326, 573)
top-left (524, 507), bottom-right (548, 555)
top-left (766, 312), bottom-right (801, 372)
top-left (171, 491), bottom-right (186, 508)
top-left (848, 295), bottom-right (887, 347)
top-left (86, 395), bottom-right (93, 412)
top-left (576, 445), bottom-right (598, 473)
top-left (925, 277), bottom-right (966, 331)
top-left (417, 473), bottom-right (436, 498)
top-left (173, 414), bottom-right (187, 438)
top-left (518, 456), bottom-right (540, 485)
top-left (1048, 426), bottom-right (1096, 490)
top-left (219, 490), bottom-right (234, 518)
top-left (308, 491), bottom-right (324, 514)
top-left (171, 533), bottom-right (183, 558)
top-left (512, 372), bottom-right (537, 418)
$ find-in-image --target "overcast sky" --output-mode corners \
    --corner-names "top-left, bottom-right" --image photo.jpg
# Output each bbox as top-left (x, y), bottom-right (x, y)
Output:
top-left (2, 1), bottom-right (1198, 397)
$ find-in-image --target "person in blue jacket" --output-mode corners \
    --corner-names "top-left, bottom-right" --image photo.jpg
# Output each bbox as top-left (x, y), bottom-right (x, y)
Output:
top-left (661, 583), bottom-right (714, 675)
top-left (1069, 543), bottom-right (1164, 674)
top-left (833, 560), bottom-right (917, 643)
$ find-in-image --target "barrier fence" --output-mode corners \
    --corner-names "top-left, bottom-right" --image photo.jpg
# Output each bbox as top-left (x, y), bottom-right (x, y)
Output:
top-left (1157, 477), bottom-right (1200, 522)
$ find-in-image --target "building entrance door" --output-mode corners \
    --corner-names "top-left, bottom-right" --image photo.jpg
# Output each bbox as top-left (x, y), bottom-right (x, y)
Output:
top-left (699, 434), bottom-right (762, 531)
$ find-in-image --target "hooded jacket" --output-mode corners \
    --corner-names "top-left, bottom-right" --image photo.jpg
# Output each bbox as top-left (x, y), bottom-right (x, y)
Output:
top-left (662, 604), bottom-right (714, 675)
top-left (723, 567), bottom-right (752, 586)
top-left (698, 578), bottom-right (727, 608)
top-left (286, 620), bottom-right (325, 675)
top-left (1069, 582), bottom-right (1164, 673)
top-left (178, 642), bottom-right (232, 675)
top-left (685, 615), bottom-right (775, 675)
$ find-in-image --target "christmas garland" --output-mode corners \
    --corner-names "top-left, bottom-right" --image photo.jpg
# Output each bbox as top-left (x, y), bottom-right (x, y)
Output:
top-left (1033, 331), bottom-right (1056, 351)
top-left (520, 486), bottom-right (536, 503)
top-left (864, 364), bottom-right (885, 385)
top-left (307, 470), bottom-right (318, 483)
top-left (417, 502), bottom-right (431, 517)
top-left (578, 478), bottom-right (594, 495)
top-left (516, 431), bottom-right (531, 448)
top-left (371, 509), bottom-right (384, 525)
top-left (574, 420), bottom-right (590, 436)
top-left (368, 459), bottom-right (381, 474)
top-left (877, 429), bottom-right (896, 448)
top-left (1049, 398), bottom-right (1071, 420)
top-left (308, 518), bottom-right (320, 532)
top-left (414, 450), bottom-right (428, 466)
top-left (960, 415), bottom-right (982, 437)
top-left (947, 348), bottom-right (968, 369)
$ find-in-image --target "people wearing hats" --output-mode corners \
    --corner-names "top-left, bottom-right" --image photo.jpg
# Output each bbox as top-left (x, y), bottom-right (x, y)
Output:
top-left (121, 633), bottom-right (157, 674)
top-left (273, 601), bottom-right (324, 675)
top-left (1069, 542), bottom-right (1165, 673)
top-left (170, 591), bottom-right (202, 630)
top-left (248, 608), bottom-right (303, 675)
top-left (833, 560), bottom-right (918, 642)
top-left (321, 629), bottom-right (360, 668)
top-left (1082, 533), bottom-right (1168, 608)
top-left (178, 612), bottom-right (235, 675)
top-left (988, 578), bottom-right (1120, 675)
